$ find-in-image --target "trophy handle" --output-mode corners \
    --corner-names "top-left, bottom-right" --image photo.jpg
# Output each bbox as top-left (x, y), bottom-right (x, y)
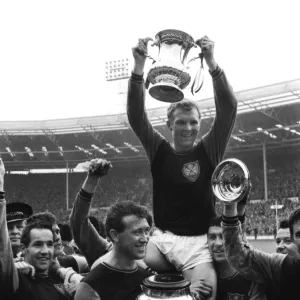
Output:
top-left (141, 38), bottom-right (159, 64)
top-left (185, 51), bottom-right (204, 95)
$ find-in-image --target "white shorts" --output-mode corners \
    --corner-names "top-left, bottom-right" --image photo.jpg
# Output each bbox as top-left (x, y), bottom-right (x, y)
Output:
top-left (150, 230), bottom-right (212, 272)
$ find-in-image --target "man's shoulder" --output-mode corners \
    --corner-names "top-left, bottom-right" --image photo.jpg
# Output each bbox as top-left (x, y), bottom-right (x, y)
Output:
top-left (81, 262), bottom-right (109, 283)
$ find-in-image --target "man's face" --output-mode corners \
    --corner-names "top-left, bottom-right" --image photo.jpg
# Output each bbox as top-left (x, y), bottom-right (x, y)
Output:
top-left (24, 228), bottom-right (54, 274)
top-left (291, 220), bottom-right (300, 254)
top-left (168, 107), bottom-right (200, 153)
top-left (207, 226), bottom-right (226, 263)
top-left (117, 215), bottom-right (150, 260)
top-left (52, 223), bottom-right (63, 256)
top-left (7, 220), bottom-right (26, 247)
top-left (276, 228), bottom-right (298, 257)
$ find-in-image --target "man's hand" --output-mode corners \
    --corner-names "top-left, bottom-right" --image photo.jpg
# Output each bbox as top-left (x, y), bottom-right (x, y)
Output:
top-left (15, 261), bottom-right (35, 278)
top-left (0, 158), bottom-right (5, 191)
top-left (190, 279), bottom-right (213, 300)
top-left (132, 37), bottom-right (153, 75)
top-left (195, 36), bottom-right (217, 71)
top-left (82, 159), bottom-right (113, 193)
top-left (88, 159), bottom-right (112, 178)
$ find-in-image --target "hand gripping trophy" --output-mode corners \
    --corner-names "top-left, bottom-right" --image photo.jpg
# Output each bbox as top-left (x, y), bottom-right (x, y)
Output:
top-left (138, 29), bottom-right (205, 103)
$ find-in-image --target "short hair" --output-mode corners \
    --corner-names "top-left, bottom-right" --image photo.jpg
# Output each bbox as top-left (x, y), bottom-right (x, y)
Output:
top-left (288, 208), bottom-right (300, 237)
top-left (279, 219), bottom-right (289, 230)
top-left (105, 201), bottom-right (153, 241)
top-left (27, 212), bottom-right (57, 226)
top-left (209, 216), bottom-right (222, 228)
top-left (89, 216), bottom-right (106, 239)
top-left (21, 221), bottom-right (54, 248)
top-left (167, 99), bottom-right (201, 122)
top-left (59, 223), bottom-right (73, 242)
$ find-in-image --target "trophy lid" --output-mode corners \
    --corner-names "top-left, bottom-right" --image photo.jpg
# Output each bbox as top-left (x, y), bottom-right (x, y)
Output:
top-left (142, 274), bottom-right (190, 290)
top-left (155, 29), bottom-right (195, 47)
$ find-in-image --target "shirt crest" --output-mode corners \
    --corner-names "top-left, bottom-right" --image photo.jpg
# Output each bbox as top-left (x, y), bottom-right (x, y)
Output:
top-left (182, 161), bottom-right (200, 182)
top-left (228, 293), bottom-right (245, 300)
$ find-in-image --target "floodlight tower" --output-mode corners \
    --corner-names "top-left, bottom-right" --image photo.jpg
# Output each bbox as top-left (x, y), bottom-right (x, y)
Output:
top-left (105, 57), bottom-right (132, 110)
top-left (105, 58), bottom-right (131, 82)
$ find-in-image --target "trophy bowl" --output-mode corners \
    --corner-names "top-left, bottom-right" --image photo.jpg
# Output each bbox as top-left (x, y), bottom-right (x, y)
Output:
top-left (147, 29), bottom-right (202, 103)
top-left (211, 158), bottom-right (251, 204)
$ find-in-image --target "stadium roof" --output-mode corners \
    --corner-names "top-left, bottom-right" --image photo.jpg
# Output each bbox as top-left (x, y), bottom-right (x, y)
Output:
top-left (1, 78), bottom-right (300, 170)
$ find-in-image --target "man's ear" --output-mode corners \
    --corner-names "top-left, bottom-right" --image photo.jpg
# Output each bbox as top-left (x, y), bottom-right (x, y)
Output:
top-left (109, 229), bottom-right (119, 243)
top-left (166, 120), bottom-right (172, 131)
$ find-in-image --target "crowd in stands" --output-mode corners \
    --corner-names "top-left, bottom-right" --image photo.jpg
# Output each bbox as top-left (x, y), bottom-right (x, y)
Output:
top-left (4, 156), bottom-right (300, 236)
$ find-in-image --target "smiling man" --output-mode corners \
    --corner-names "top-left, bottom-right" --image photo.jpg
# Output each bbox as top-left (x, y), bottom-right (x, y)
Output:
top-left (276, 219), bottom-right (299, 257)
top-left (74, 200), bottom-right (154, 300)
top-left (27, 211), bottom-right (90, 274)
top-left (208, 216), bottom-right (266, 300)
top-left (127, 36), bottom-right (237, 299)
top-left (288, 207), bottom-right (300, 255)
top-left (0, 158), bottom-right (83, 300)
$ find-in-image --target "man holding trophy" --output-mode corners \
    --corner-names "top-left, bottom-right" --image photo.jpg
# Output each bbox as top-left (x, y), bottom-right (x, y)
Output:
top-left (127, 33), bottom-right (237, 299)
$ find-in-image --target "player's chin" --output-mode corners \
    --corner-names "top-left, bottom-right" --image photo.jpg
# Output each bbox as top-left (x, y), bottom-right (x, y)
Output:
top-left (180, 139), bottom-right (195, 148)
top-left (134, 247), bottom-right (147, 259)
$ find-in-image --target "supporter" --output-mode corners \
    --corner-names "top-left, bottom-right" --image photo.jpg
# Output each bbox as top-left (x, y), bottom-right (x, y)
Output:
top-left (288, 207), bottom-right (300, 254)
top-left (275, 219), bottom-right (299, 257)
top-left (127, 35), bottom-right (237, 299)
top-left (6, 201), bottom-right (33, 259)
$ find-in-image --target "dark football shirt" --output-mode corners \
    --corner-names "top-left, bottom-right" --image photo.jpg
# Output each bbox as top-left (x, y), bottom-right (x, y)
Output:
top-left (217, 272), bottom-right (253, 300)
top-left (8, 271), bottom-right (68, 300)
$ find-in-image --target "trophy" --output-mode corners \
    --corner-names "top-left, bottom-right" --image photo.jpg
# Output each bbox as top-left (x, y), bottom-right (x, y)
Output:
top-left (211, 158), bottom-right (251, 204)
top-left (137, 274), bottom-right (194, 300)
top-left (146, 29), bottom-right (204, 103)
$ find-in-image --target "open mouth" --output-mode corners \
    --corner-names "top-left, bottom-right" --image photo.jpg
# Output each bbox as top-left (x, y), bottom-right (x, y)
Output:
top-left (38, 257), bottom-right (50, 263)
top-left (136, 245), bottom-right (146, 251)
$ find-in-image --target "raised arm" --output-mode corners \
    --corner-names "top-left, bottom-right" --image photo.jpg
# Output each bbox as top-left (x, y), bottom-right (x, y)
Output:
top-left (127, 38), bottom-right (164, 164)
top-left (197, 36), bottom-right (237, 168)
top-left (0, 159), bottom-right (19, 294)
top-left (222, 202), bottom-right (284, 291)
top-left (69, 159), bottom-right (112, 267)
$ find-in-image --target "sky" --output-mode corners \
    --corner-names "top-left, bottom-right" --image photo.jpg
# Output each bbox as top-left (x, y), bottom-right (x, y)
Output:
top-left (0, 0), bottom-right (299, 121)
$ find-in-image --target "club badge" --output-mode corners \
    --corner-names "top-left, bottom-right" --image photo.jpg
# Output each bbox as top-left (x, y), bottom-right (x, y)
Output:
top-left (182, 161), bottom-right (200, 182)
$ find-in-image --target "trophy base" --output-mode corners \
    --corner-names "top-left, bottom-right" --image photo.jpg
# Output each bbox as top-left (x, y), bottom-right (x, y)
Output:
top-left (149, 82), bottom-right (184, 103)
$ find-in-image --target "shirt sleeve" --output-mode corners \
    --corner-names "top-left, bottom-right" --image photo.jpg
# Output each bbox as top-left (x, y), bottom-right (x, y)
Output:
top-left (127, 73), bottom-right (164, 164)
top-left (74, 282), bottom-right (100, 300)
top-left (0, 198), bottom-right (19, 293)
top-left (202, 67), bottom-right (238, 168)
top-left (248, 282), bottom-right (267, 300)
top-left (69, 189), bottom-right (110, 267)
top-left (221, 216), bottom-right (284, 290)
